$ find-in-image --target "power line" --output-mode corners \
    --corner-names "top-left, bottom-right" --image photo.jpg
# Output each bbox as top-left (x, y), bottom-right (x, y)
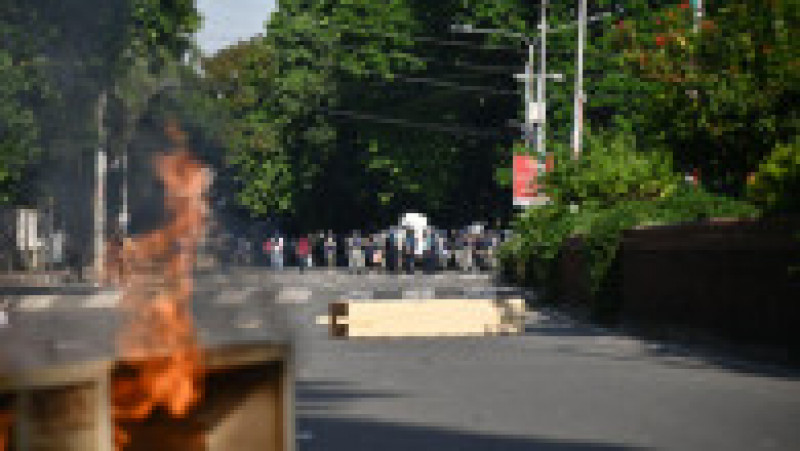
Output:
top-left (203, 30), bottom-right (594, 81)
top-left (205, 31), bottom-right (584, 55)
top-left (321, 108), bottom-right (517, 137)
top-left (205, 20), bottom-right (587, 54)
top-left (203, 34), bottom-right (530, 75)
top-left (346, 73), bottom-right (520, 96)
top-left (206, 46), bottom-right (523, 96)
top-left (285, 18), bottom-right (530, 53)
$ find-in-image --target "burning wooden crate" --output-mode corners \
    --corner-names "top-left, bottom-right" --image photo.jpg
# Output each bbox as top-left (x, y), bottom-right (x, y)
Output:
top-left (325, 298), bottom-right (527, 338)
top-left (0, 343), bottom-right (294, 451)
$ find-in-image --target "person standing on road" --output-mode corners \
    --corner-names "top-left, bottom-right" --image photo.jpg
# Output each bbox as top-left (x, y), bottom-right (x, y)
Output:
top-left (403, 228), bottom-right (416, 274)
top-left (347, 232), bottom-right (357, 273)
top-left (364, 235), bottom-right (374, 272)
top-left (488, 229), bottom-right (500, 271)
top-left (475, 231), bottom-right (485, 271)
top-left (308, 234), bottom-right (316, 268)
top-left (354, 231), bottom-right (365, 274)
top-left (448, 230), bottom-right (457, 270)
top-left (273, 236), bottom-right (284, 269)
top-left (454, 231), bottom-right (465, 272)
top-left (422, 229), bottom-right (434, 273)
top-left (396, 228), bottom-right (405, 273)
top-left (263, 238), bottom-right (273, 268)
top-left (437, 231), bottom-right (448, 271)
top-left (297, 235), bottom-right (310, 272)
top-left (462, 231), bottom-right (474, 272)
top-left (386, 228), bottom-right (397, 273)
top-left (467, 232), bottom-right (476, 272)
top-left (325, 231), bottom-right (336, 269)
top-left (345, 234), bottom-right (353, 272)
top-left (374, 233), bottom-right (385, 272)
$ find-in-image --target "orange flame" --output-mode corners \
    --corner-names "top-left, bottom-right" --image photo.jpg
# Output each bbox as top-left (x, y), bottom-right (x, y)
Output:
top-left (110, 120), bottom-right (209, 450)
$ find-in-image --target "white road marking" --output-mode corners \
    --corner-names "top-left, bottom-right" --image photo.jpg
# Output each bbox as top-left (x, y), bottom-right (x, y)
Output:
top-left (277, 287), bottom-right (312, 304)
top-left (236, 318), bottom-right (263, 329)
top-left (17, 295), bottom-right (57, 311)
top-left (216, 287), bottom-right (258, 305)
top-left (82, 291), bottom-right (121, 308)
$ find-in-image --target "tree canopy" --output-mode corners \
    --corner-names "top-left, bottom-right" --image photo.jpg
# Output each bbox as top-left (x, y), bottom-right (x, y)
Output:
top-left (0, 0), bottom-right (201, 205)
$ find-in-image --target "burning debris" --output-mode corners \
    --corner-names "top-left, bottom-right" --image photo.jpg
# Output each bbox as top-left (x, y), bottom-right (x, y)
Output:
top-left (0, 118), bottom-right (293, 451)
top-left (0, 410), bottom-right (11, 451)
top-left (110, 120), bottom-right (210, 450)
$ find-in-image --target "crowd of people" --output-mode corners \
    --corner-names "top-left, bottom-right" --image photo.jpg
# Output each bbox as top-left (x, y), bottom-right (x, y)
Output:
top-left (239, 227), bottom-right (511, 274)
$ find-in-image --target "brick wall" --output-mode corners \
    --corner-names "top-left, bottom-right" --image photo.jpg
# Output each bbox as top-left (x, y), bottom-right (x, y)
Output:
top-left (555, 236), bottom-right (592, 307)
top-left (619, 217), bottom-right (800, 345)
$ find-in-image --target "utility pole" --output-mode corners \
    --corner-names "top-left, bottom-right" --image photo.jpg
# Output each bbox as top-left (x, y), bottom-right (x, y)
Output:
top-left (525, 42), bottom-right (536, 150)
top-left (536, 0), bottom-right (548, 162)
top-left (572, 0), bottom-right (587, 158)
top-left (692, 0), bottom-right (703, 32)
top-left (94, 90), bottom-right (107, 283)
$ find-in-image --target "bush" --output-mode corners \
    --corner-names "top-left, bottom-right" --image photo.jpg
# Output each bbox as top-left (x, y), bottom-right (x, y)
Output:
top-left (501, 128), bottom-right (760, 320)
top-left (546, 129), bottom-right (681, 207)
top-left (747, 137), bottom-right (800, 214)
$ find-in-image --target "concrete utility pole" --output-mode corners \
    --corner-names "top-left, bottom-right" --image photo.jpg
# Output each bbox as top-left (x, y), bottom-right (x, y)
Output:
top-left (692, 0), bottom-right (704, 32)
top-left (572, 0), bottom-right (587, 158)
top-left (525, 42), bottom-right (536, 150)
top-left (536, 0), bottom-right (548, 162)
top-left (94, 90), bottom-right (108, 283)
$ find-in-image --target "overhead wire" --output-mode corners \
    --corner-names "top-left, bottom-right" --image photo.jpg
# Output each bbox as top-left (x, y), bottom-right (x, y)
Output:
top-left (205, 34), bottom-right (525, 96)
top-left (320, 108), bottom-right (518, 137)
top-left (337, 71), bottom-right (520, 96)
top-left (202, 9), bottom-right (640, 139)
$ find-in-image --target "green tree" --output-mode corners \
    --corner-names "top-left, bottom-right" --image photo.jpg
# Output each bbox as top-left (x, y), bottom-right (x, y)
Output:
top-left (0, 0), bottom-right (201, 204)
top-left (615, 0), bottom-right (799, 195)
top-left (202, 38), bottom-right (294, 216)
top-left (546, 128), bottom-right (680, 207)
top-left (747, 137), bottom-right (800, 213)
top-left (0, 50), bottom-right (43, 204)
top-left (211, 0), bottom-right (532, 230)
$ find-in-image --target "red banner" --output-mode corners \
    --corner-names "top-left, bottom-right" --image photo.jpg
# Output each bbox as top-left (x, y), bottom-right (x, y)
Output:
top-left (513, 155), bottom-right (536, 206)
top-left (513, 154), bottom-right (552, 207)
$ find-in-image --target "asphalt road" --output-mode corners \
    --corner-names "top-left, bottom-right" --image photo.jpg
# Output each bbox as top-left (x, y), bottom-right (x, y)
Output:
top-left (277, 271), bottom-right (800, 451)
top-left (3, 269), bottom-right (799, 450)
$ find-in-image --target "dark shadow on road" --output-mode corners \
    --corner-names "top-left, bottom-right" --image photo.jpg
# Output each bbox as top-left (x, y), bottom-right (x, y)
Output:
top-left (524, 307), bottom-right (609, 338)
top-left (634, 339), bottom-right (800, 380)
top-left (297, 381), bottom-right (402, 402)
top-left (525, 305), bottom-right (800, 380)
top-left (297, 416), bottom-right (651, 451)
top-left (297, 380), bottom-right (404, 414)
top-left (524, 324), bottom-right (607, 337)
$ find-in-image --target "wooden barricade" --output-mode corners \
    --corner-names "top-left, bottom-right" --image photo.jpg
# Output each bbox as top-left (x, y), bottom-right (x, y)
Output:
top-left (325, 298), bottom-right (526, 338)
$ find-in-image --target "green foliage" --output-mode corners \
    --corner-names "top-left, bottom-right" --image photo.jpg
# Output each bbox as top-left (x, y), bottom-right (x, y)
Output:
top-left (204, 0), bottom-right (534, 230)
top-left (747, 137), bottom-right (800, 213)
top-left (501, 127), bottom-right (760, 316)
top-left (128, 0), bottom-right (201, 68)
top-left (0, 50), bottom-right (41, 204)
top-left (614, 0), bottom-right (799, 195)
top-left (202, 36), bottom-right (322, 218)
top-left (0, 0), bottom-right (200, 204)
top-left (546, 129), bottom-right (681, 207)
top-left (498, 0), bottom-right (794, 320)
top-left (499, 203), bottom-right (574, 287)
